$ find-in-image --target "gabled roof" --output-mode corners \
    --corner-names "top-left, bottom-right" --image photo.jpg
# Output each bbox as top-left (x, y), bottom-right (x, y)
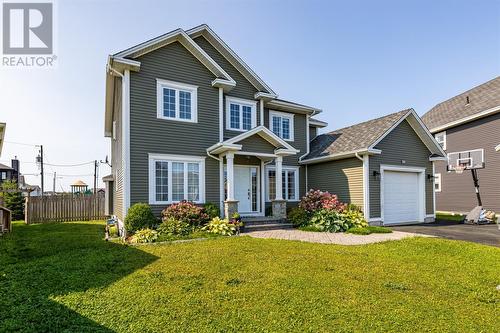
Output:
top-left (309, 118), bottom-right (328, 128)
top-left (207, 126), bottom-right (299, 156)
top-left (0, 163), bottom-right (13, 170)
top-left (301, 109), bottom-right (445, 164)
top-left (0, 122), bottom-right (5, 157)
top-left (422, 76), bottom-right (500, 133)
top-left (187, 24), bottom-right (276, 96)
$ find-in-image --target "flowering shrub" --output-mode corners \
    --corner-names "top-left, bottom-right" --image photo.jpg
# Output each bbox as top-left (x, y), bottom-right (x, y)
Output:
top-left (202, 217), bottom-right (238, 236)
top-left (161, 201), bottom-right (209, 226)
top-left (130, 228), bottom-right (158, 243)
top-left (157, 217), bottom-right (192, 236)
top-left (288, 207), bottom-right (309, 226)
top-left (299, 189), bottom-right (345, 213)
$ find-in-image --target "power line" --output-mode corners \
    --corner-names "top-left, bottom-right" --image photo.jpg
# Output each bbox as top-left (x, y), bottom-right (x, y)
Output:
top-left (3, 140), bottom-right (38, 147)
top-left (45, 161), bottom-right (95, 167)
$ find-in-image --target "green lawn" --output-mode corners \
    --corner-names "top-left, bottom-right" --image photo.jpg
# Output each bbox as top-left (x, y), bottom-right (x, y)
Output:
top-left (1, 221), bottom-right (499, 332)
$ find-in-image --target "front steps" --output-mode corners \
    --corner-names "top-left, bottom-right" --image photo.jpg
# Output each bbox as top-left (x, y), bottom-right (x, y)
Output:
top-left (242, 216), bottom-right (293, 232)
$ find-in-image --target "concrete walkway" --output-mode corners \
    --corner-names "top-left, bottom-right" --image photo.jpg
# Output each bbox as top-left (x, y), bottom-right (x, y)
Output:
top-left (244, 228), bottom-right (430, 245)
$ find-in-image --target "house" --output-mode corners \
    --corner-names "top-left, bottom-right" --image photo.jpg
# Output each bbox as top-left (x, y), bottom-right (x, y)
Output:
top-left (0, 123), bottom-right (5, 157)
top-left (0, 158), bottom-right (20, 186)
top-left (422, 77), bottom-right (500, 214)
top-left (104, 24), bottom-right (444, 229)
top-left (301, 109), bottom-right (446, 225)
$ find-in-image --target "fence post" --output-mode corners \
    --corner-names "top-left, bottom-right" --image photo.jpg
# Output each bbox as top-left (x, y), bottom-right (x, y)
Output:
top-left (25, 192), bottom-right (30, 225)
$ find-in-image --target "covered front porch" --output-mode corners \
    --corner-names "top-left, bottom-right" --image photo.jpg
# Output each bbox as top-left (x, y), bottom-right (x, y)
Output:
top-left (207, 126), bottom-right (299, 219)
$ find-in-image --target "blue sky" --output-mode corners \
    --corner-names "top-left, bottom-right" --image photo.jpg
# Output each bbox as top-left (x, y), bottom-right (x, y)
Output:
top-left (1, 0), bottom-right (499, 190)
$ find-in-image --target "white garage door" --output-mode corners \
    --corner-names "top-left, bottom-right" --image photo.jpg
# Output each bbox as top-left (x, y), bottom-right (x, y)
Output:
top-left (383, 171), bottom-right (420, 224)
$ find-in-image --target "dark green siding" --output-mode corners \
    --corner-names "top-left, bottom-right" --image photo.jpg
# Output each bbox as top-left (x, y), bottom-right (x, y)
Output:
top-left (309, 126), bottom-right (318, 140)
top-left (307, 158), bottom-right (364, 208)
top-left (129, 41), bottom-right (220, 216)
top-left (369, 119), bottom-right (434, 218)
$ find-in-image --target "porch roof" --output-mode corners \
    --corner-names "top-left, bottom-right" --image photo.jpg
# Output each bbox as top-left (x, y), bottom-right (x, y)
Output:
top-left (207, 126), bottom-right (299, 156)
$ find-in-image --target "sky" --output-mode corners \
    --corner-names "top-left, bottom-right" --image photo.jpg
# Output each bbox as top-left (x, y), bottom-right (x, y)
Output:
top-left (0, 0), bottom-right (499, 191)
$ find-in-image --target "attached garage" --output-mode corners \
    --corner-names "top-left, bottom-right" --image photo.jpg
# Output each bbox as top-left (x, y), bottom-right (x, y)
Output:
top-left (381, 167), bottom-right (425, 225)
top-left (302, 109), bottom-right (447, 226)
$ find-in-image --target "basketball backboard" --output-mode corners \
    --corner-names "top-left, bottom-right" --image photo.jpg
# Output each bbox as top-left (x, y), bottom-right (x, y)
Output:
top-left (447, 149), bottom-right (485, 172)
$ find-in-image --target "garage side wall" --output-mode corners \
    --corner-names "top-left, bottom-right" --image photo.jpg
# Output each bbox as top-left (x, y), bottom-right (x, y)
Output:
top-left (307, 157), bottom-right (364, 209)
top-left (369, 120), bottom-right (434, 219)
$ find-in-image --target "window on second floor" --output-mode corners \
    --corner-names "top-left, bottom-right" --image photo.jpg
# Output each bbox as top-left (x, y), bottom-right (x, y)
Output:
top-left (435, 131), bottom-right (446, 150)
top-left (226, 97), bottom-right (257, 132)
top-left (156, 79), bottom-right (198, 123)
top-left (270, 111), bottom-right (294, 141)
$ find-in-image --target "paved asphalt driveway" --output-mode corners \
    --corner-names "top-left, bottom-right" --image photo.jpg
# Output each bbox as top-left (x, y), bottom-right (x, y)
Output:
top-left (391, 220), bottom-right (500, 247)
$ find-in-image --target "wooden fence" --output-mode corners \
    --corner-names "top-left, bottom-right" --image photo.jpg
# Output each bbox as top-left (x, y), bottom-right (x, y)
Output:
top-left (25, 193), bottom-right (106, 224)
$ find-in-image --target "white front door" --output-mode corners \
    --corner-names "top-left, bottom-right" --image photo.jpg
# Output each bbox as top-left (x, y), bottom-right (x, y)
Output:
top-left (234, 166), bottom-right (252, 212)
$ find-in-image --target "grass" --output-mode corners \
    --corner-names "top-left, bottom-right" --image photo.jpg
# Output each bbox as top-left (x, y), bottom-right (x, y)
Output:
top-left (156, 230), bottom-right (220, 242)
top-left (436, 212), bottom-right (465, 222)
top-left (1, 221), bottom-right (499, 332)
top-left (346, 226), bottom-right (393, 235)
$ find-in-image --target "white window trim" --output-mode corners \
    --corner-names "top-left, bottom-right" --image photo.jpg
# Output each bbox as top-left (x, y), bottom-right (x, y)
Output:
top-left (434, 173), bottom-right (442, 192)
top-left (148, 153), bottom-right (205, 205)
top-left (269, 110), bottom-right (295, 141)
top-left (156, 79), bottom-right (198, 123)
top-left (225, 96), bottom-right (257, 132)
top-left (435, 131), bottom-right (446, 150)
top-left (265, 165), bottom-right (299, 201)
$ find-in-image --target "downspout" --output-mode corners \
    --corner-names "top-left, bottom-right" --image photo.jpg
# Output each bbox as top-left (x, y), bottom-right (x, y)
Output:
top-left (299, 110), bottom-right (319, 162)
top-left (354, 152), bottom-right (363, 161)
top-left (207, 151), bottom-right (221, 161)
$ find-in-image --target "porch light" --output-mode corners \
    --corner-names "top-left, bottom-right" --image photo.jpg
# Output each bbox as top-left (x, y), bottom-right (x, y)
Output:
top-left (372, 170), bottom-right (380, 180)
top-left (427, 174), bottom-right (435, 182)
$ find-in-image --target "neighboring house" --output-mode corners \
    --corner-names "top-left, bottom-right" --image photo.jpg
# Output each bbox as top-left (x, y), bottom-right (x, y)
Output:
top-left (422, 77), bottom-right (500, 214)
top-left (104, 24), bottom-right (326, 229)
top-left (301, 109), bottom-right (446, 225)
top-left (0, 163), bottom-right (15, 186)
top-left (0, 122), bottom-right (5, 157)
top-left (103, 24), bottom-right (444, 229)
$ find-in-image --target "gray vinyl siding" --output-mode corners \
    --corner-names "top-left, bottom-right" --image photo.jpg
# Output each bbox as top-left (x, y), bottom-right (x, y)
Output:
top-left (263, 108), bottom-right (308, 202)
top-left (192, 36), bottom-right (261, 139)
top-left (435, 112), bottom-right (500, 213)
top-left (307, 158), bottom-right (364, 208)
top-left (309, 126), bottom-right (318, 140)
top-left (129, 41), bottom-right (220, 216)
top-left (238, 136), bottom-right (276, 155)
top-left (369, 119), bottom-right (434, 218)
top-left (111, 77), bottom-right (124, 221)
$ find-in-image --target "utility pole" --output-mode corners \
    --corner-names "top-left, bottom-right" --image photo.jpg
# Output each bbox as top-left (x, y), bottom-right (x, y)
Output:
top-left (94, 160), bottom-right (98, 194)
top-left (39, 145), bottom-right (44, 195)
top-left (53, 172), bottom-right (56, 194)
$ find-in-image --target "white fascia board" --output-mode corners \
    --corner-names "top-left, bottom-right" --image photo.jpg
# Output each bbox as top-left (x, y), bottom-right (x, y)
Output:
top-left (309, 118), bottom-right (328, 128)
top-left (113, 29), bottom-right (234, 84)
top-left (212, 78), bottom-right (236, 92)
top-left (429, 105), bottom-right (500, 133)
top-left (186, 24), bottom-right (277, 96)
top-left (254, 91), bottom-right (278, 100)
top-left (368, 109), bottom-right (446, 157)
top-left (299, 149), bottom-right (377, 165)
top-left (266, 99), bottom-right (322, 115)
top-left (225, 125), bottom-right (297, 152)
top-left (206, 142), bottom-right (242, 155)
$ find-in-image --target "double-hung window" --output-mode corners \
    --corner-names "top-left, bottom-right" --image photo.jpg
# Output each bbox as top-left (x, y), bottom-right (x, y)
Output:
top-left (149, 154), bottom-right (205, 204)
top-left (269, 111), bottom-right (294, 141)
top-left (435, 131), bottom-right (446, 150)
top-left (266, 166), bottom-right (299, 201)
top-left (157, 79), bottom-right (198, 122)
top-left (226, 96), bottom-right (256, 131)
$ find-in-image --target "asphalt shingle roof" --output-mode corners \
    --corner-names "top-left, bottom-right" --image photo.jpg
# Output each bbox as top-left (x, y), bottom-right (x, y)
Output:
top-left (0, 163), bottom-right (13, 170)
top-left (304, 109), bottom-right (412, 160)
top-left (422, 76), bottom-right (500, 131)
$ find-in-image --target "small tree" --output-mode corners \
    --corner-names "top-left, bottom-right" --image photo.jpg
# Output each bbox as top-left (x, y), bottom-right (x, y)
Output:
top-left (0, 180), bottom-right (24, 220)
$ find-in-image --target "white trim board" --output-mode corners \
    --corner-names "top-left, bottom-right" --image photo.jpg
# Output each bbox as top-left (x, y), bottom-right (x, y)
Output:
top-left (122, 69), bottom-right (131, 216)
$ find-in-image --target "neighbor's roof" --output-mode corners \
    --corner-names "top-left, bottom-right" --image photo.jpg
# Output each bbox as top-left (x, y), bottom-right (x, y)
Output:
top-left (0, 162), bottom-right (13, 170)
top-left (422, 76), bottom-right (500, 132)
top-left (304, 109), bottom-right (411, 161)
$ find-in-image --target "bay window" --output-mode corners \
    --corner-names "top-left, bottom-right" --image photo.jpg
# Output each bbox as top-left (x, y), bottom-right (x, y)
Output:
top-left (157, 79), bottom-right (198, 122)
top-left (266, 166), bottom-right (299, 201)
top-left (149, 154), bottom-right (205, 204)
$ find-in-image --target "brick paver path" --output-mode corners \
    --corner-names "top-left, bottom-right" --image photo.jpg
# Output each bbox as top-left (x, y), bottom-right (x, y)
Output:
top-left (244, 229), bottom-right (430, 245)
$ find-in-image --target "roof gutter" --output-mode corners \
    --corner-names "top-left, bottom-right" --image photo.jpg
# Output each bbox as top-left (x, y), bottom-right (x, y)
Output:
top-left (300, 148), bottom-right (381, 165)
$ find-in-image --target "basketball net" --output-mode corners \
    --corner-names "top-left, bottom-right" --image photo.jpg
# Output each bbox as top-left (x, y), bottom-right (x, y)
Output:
top-left (455, 165), bottom-right (466, 174)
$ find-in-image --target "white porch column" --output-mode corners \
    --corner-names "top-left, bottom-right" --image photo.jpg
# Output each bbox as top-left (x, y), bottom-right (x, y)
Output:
top-left (226, 152), bottom-right (235, 201)
top-left (275, 155), bottom-right (283, 200)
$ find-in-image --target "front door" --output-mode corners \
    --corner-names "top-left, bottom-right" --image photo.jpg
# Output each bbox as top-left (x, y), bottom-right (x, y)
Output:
top-left (233, 166), bottom-right (259, 214)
